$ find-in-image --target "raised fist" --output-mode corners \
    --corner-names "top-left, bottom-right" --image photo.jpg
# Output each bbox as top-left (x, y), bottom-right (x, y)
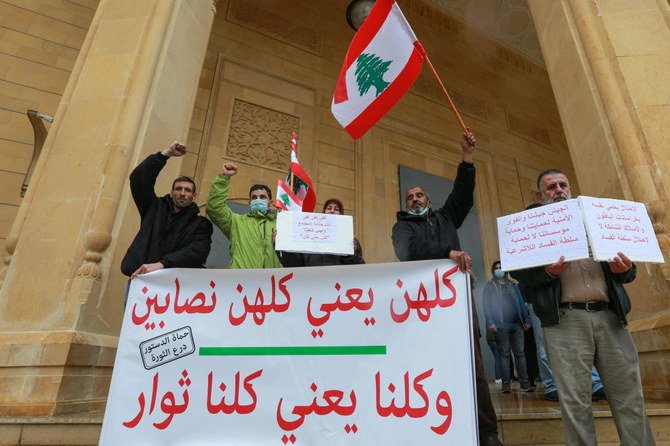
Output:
top-left (221, 163), bottom-right (238, 177)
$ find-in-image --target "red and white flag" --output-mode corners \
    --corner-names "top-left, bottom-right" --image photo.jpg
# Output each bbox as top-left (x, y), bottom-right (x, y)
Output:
top-left (332, 0), bottom-right (426, 139)
top-left (275, 133), bottom-right (316, 212)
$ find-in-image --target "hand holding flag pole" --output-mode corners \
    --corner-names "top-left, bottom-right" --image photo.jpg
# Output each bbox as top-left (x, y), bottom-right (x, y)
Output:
top-left (331, 0), bottom-right (468, 138)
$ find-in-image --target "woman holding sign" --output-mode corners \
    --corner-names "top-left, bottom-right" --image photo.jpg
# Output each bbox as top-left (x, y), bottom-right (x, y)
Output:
top-left (275, 198), bottom-right (365, 267)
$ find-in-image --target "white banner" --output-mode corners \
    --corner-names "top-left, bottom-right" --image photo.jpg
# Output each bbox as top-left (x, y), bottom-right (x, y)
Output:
top-left (498, 199), bottom-right (589, 271)
top-left (578, 196), bottom-right (664, 263)
top-left (275, 211), bottom-right (354, 255)
top-left (100, 260), bottom-right (477, 445)
top-left (497, 198), bottom-right (664, 270)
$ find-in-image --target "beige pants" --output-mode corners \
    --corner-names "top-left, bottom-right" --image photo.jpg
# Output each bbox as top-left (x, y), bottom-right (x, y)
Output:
top-left (543, 307), bottom-right (655, 446)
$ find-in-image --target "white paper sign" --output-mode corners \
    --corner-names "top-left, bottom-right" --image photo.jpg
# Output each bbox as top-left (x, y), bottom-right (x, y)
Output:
top-left (497, 199), bottom-right (589, 271)
top-left (275, 210), bottom-right (354, 255)
top-left (100, 261), bottom-right (478, 445)
top-left (578, 196), bottom-right (664, 263)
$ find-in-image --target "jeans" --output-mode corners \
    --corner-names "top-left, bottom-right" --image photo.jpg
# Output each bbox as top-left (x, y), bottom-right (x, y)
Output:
top-left (495, 323), bottom-right (528, 382)
top-left (487, 338), bottom-right (503, 380)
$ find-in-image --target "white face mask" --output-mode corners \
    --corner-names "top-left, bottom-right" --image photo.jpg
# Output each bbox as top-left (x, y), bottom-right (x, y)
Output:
top-left (407, 206), bottom-right (429, 216)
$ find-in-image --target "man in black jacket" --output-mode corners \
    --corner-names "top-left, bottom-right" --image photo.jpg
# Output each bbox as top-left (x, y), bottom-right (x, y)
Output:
top-left (392, 134), bottom-right (475, 272)
top-left (121, 141), bottom-right (213, 280)
top-left (392, 132), bottom-right (504, 446)
top-left (511, 169), bottom-right (654, 446)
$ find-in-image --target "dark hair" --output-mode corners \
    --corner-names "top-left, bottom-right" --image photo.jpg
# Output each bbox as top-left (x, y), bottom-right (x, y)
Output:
top-left (249, 184), bottom-right (272, 200)
top-left (490, 260), bottom-right (502, 274)
top-left (323, 198), bottom-right (344, 215)
top-left (404, 186), bottom-right (430, 201)
top-left (525, 202), bottom-right (543, 210)
top-left (536, 169), bottom-right (565, 191)
top-left (172, 176), bottom-right (196, 193)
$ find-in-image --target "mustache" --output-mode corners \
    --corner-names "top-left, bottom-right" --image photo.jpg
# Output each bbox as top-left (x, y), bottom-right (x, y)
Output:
top-left (542, 192), bottom-right (569, 204)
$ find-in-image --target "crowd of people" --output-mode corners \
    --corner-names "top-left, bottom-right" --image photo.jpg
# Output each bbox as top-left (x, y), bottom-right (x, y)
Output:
top-left (119, 134), bottom-right (654, 446)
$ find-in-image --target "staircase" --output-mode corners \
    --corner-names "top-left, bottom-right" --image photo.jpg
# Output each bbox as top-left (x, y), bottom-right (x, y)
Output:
top-left (492, 383), bottom-right (670, 445)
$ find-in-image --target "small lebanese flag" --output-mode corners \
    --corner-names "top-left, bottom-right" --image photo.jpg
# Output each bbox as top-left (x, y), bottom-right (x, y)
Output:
top-left (331, 0), bottom-right (425, 139)
top-left (275, 133), bottom-right (317, 213)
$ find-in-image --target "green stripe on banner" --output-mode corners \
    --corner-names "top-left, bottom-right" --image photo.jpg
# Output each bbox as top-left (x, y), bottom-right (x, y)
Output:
top-left (199, 345), bottom-right (386, 356)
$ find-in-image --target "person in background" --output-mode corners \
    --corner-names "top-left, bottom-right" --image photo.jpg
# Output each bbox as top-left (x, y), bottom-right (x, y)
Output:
top-left (483, 261), bottom-right (533, 393)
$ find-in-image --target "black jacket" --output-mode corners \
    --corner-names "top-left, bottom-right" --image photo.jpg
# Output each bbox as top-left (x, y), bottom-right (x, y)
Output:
top-left (120, 152), bottom-right (213, 276)
top-left (510, 262), bottom-right (635, 327)
top-left (278, 244), bottom-right (365, 268)
top-left (392, 162), bottom-right (475, 261)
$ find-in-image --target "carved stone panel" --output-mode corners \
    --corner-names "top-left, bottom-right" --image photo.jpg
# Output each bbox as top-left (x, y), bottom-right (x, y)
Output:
top-left (226, 99), bottom-right (300, 171)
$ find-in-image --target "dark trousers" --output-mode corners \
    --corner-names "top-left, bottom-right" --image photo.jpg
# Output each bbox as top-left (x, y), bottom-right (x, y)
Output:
top-left (473, 304), bottom-right (499, 436)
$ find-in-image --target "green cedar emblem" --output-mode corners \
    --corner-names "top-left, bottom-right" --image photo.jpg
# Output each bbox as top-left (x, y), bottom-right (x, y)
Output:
top-left (355, 53), bottom-right (392, 97)
top-left (281, 193), bottom-right (290, 206)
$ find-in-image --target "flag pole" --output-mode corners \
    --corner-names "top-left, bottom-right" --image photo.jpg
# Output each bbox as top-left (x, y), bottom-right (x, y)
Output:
top-left (290, 132), bottom-right (296, 190)
top-left (424, 55), bottom-right (468, 133)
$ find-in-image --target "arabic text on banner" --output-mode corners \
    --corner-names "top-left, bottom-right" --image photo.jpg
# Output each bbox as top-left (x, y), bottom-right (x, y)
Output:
top-left (275, 210), bottom-right (354, 255)
top-left (100, 260), bottom-right (478, 445)
top-left (578, 196), bottom-right (664, 263)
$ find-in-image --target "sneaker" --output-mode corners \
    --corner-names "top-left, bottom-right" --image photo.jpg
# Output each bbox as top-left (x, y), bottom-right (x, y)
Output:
top-left (544, 390), bottom-right (559, 401)
top-left (520, 380), bottom-right (534, 392)
top-left (501, 381), bottom-right (511, 393)
top-left (494, 378), bottom-right (502, 384)
top-left (592, 387), bottom-right (607, 401)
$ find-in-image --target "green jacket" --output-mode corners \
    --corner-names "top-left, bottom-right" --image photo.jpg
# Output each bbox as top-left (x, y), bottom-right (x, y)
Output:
top-left (206, 176), bottom-right (282, 269)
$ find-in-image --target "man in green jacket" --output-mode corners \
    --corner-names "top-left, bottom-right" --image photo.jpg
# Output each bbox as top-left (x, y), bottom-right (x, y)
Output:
top-left (206, 162), bottom-right (282, 269)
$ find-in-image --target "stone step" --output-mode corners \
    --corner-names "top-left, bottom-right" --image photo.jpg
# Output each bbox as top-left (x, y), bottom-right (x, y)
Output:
top-left (492, 382), bottom-right (670, 445)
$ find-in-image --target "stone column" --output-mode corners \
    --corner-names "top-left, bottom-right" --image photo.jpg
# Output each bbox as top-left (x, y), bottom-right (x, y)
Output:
top-left (0, 0), bottom-right (217, 416)
top-left (528, 0), bottom-right (670, 399)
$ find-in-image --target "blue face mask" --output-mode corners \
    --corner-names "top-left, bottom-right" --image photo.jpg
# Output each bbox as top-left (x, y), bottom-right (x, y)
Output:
top-left (250, 199), bottom-right (269, 214)
top-left (408, 206), bottom-right (429, 217)
top-left (493, 269), bottom-right (505, 279)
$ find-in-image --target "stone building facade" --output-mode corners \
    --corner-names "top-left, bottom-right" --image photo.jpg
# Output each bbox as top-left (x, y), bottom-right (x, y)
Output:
top-left (0, 0), bottom-right (668, 442)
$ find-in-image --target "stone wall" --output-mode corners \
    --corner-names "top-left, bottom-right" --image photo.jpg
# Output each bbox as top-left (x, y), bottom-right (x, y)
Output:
top-left (182, 0), bottom-right (574, 269)
top-left (0, 0), bottom-right (99, 259)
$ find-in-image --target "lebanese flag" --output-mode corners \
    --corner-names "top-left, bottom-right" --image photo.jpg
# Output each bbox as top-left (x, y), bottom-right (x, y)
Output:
top-left (332, 0), bottom-right (425, 139)
top-left (275, 133), bottom-right (317, 212)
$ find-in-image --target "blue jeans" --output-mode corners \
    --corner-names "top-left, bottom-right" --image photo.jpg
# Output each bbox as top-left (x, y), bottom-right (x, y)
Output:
top-left (487, 338), bottom-right (503, 380)
top-left (495, 323), bottom-right (528, 382)
top-left (528, 303), bottom-right (603, 393)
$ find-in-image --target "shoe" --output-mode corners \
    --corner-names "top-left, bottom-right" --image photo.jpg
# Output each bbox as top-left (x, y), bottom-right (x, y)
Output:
top-left (501, 381), bottom-right (511, 393)
top-left (494, 378), bottom-right (502, 384)
top-left (520, 380), bottom-right (534, 392)
top-left (544, 390), bottom-right (559, 401)
top-left (479, 432), bottom-right (504, 446)
top-left (592, 387), bottom-right (606, 401)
